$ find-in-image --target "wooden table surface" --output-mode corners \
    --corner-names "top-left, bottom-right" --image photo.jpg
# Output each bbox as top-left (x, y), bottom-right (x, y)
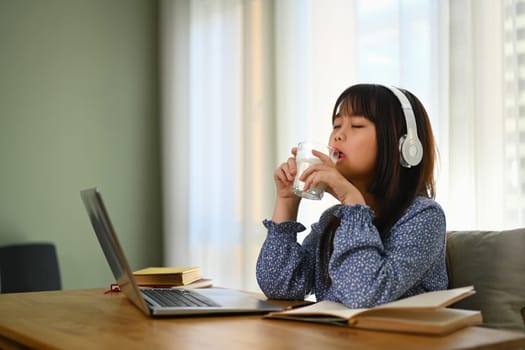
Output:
top-left (1, 288), bottom-right (525, 350)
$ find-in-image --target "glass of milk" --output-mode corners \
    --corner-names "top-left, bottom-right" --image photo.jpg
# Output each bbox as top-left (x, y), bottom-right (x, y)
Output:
top-left (291, 141), bottom-right (338, 200)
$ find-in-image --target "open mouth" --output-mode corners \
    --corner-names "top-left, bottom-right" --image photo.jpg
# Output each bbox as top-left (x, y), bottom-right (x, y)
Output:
top-left (332, 149), bottom-right (344, 162)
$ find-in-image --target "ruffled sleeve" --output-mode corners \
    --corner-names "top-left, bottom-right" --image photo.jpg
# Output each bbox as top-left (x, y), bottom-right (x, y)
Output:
top-left (256, 219), bottom-right (314, 299)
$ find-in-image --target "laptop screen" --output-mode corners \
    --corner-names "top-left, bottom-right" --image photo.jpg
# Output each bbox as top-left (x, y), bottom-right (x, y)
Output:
top-left (81, 188), bottom-right (150, 315)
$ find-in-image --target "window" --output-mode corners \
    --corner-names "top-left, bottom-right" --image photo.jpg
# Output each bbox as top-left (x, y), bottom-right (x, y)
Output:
top-left (504, 0), bottom-right (525, 226)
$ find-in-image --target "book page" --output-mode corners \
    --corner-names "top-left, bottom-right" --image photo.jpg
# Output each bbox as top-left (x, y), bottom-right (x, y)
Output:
top-left (374, 286), bottom-right (475, 310)
top-left (270, 300), bottom-right (367, 319)
top-left (267, 286), bottom-right (476, 320)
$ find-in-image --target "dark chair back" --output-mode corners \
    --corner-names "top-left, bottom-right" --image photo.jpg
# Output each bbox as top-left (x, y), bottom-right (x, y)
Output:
top-left (0, 243), bottom-right (61, 293)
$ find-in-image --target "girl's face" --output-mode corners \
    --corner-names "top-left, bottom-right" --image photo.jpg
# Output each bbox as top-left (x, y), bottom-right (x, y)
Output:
top-left (329, 112), bottom-right (377, 189)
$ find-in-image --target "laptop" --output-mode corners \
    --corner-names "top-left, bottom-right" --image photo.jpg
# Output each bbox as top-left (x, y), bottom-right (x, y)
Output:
top-left (80, 187), bottom-right (282, 316)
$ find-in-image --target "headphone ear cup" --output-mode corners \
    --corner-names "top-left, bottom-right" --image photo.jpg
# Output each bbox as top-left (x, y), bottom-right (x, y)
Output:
top-left (399, 135), bottom-right (423, 168)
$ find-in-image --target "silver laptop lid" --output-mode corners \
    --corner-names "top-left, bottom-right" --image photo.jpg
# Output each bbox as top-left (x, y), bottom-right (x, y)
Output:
top-left (81, 188), bottom-right (150, 315)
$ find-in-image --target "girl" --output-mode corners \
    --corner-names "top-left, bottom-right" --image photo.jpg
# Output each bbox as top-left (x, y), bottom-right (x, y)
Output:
top-left (256, 84), bottom-right (448, 308)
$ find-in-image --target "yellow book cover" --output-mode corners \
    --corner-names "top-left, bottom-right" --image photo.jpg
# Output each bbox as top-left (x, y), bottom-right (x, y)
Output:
top-left (264, 286), bottom-right (482, 335)
top-left (133, 267), bottom-right (201, 286)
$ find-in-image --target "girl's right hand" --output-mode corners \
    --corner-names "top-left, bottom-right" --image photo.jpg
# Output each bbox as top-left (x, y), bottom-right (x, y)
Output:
top-left (272, 147), bottom-right (302, 223)
top-left (274, 147), bottom-right (299, 200)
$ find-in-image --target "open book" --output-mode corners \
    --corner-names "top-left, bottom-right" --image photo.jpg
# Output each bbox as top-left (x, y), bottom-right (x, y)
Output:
top-left (264, 286), bottom-right (482, 335)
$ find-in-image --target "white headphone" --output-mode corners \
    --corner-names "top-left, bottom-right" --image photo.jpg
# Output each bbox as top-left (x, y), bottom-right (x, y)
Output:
top-left (383, 85), bottom-right (423, 168)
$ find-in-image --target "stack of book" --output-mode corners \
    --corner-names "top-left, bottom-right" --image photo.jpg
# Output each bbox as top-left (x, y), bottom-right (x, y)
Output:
top-left (133, 266), bottom-right (212, 289)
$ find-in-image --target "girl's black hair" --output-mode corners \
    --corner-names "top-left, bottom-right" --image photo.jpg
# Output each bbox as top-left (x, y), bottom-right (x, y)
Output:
top-left (319, 84), bottom-right (437, 288)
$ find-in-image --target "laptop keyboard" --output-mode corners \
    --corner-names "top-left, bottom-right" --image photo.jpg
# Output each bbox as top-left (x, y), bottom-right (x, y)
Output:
top-left (142, 288), bottom-right (219, 308)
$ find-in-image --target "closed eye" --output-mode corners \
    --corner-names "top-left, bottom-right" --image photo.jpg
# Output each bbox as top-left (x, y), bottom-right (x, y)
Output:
top-left (333, 124), bottom-right (341, 130)
top-left (351, 124), bottom-right (364, 128)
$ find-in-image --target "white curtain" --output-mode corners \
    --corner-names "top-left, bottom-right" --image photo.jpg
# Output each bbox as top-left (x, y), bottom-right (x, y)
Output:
top-left (444, 0), bottom-right (525, 230)
top-left (443, 0), bottom-right (504, 230)
top-left (501, 0), bottom-right (525, 227)
top-left (161, 0), bottom-right (357, 290)
top-left (160, 0), bottom-right (277, 290)
top-left (161, 0), bottom-right (525, 291)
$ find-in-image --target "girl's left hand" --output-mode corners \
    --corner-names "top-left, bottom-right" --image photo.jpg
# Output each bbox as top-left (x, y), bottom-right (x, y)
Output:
top-left (301, 150), bottom-right (366, 206)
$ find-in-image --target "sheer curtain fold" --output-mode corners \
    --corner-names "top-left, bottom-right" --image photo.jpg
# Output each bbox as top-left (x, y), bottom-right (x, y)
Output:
top-left (502, 0), bottom-right (525, 226)
top-left (239, 0), bottom-right (277, 290)
top-left (447, 0), bottom-right (505, 230)
top-left (161, 0), bottom-right (276, 290)
top-left (161, 0), bottom-right (191, 266)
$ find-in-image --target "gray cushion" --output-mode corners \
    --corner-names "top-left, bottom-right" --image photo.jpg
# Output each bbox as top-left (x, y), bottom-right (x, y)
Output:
top-left (446, 228), bottom-right (525, 330)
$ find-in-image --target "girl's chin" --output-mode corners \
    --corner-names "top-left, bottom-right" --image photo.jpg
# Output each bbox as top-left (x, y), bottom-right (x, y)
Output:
top-left (335, 164), bottom-right (353, 178)
top-left (334, 164), bottom-right (346, 173)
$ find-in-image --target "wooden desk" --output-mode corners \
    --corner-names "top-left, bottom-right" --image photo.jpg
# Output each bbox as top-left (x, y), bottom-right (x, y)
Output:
top-left (1, 288), bottom-right (525, 350)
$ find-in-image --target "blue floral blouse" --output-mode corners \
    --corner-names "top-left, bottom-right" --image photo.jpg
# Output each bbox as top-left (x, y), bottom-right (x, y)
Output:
top-left (256, 196), bottom-right (448, 308)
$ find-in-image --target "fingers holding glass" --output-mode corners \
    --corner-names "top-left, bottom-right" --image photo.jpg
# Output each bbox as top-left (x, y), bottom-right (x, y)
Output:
top-left (291, 142), bottom-right (336, 200)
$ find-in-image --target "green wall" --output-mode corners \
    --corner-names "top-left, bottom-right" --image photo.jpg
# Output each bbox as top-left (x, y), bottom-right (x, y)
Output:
top-left (0, 0), bottom-right (162, 289)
